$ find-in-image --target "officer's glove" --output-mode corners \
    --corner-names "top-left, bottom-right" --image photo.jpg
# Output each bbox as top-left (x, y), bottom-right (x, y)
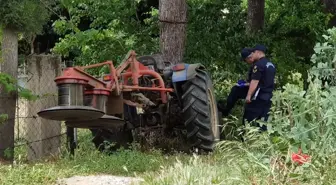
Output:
top-left (237, 79), bottom-right (247, 87)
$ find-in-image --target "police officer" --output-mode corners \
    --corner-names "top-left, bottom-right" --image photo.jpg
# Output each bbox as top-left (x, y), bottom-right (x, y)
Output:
top-left (218, 48), bottom-right (256, 117)
top-left (243, 44), bottom-right (276, 131)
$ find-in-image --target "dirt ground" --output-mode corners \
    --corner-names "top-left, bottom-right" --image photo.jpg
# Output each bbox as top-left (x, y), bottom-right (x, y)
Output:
top-left (55, 175), bottom-right (144, 185)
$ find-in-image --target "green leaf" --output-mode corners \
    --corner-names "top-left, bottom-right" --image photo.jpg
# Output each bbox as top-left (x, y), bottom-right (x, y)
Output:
top-left (0, 114), bottom-right (8, 125)
top-left (289, 173), bottom-right (301, 178)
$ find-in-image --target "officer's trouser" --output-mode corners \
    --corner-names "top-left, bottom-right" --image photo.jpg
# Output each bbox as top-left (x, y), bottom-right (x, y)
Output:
top-left (242, 97), bottom-right (272, 131)
top-left (221, 85), bottom-right (249, 116)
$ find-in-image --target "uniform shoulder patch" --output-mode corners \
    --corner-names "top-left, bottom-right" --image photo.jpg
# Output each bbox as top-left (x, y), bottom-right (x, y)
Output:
top-left (253, 65), bottom-right (258, 73)
top-left (266, 62), bottom-right (275, 68)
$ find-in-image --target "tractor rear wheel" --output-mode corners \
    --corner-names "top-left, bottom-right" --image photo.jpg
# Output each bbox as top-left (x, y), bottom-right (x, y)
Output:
top-left (181, 68), bottom-right (220, 152)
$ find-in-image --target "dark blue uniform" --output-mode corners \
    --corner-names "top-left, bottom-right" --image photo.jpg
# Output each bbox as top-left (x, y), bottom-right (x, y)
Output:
top-left (220, 66), bottom-right (252, 116)
top-left (217, 48), bottom-right (254, 116)
top-left (243, 57), bottom-right (276, 131)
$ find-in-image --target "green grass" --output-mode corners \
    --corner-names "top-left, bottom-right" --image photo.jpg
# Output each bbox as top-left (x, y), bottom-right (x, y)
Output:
top-left (2, 128), bottom-right (336, 185)
top-left (0, 149), bottom-right (188, 185)
top-left (140, 141), bottom-right (336, 185)
top-left (141, 153), bottom-right (259, 185)
top-left (0, 129), bottom-right (192, 185)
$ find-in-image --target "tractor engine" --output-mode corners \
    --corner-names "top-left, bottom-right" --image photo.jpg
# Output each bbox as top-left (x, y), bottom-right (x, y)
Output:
top-left (126, 55), bottom-right (181, 130)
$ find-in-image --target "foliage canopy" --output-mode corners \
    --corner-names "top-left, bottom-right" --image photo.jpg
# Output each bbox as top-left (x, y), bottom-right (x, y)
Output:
top-left (49, 0), bottom-right (330, 90)
top-left (0, 0), bottom-right (53, 34)
top-left (53, 0), bottom-right (159, 70)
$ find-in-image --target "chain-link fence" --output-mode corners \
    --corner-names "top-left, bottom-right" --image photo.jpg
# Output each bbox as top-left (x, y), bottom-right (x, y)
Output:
top-left (13, 54), bottom-right (68, 162)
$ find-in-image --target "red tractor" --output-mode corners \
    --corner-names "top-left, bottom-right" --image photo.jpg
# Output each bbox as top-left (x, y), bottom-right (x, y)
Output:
top-left (38, 50), bottom-right (220, 152)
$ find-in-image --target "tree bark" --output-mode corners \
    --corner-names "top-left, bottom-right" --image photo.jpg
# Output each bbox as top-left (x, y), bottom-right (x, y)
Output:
top-left (247, 0), bottom-right (265, 33)
top-left (159, 0), bottom-right (187, 64)
top-left (0, 26), bottom-right (18, 163)
top-left (321, 0), bottom-right (336, 27)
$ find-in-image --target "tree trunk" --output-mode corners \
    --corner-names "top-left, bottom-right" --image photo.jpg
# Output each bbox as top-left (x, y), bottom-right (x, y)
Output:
top-left (247, 0), bottom-right (265, 33)
top-left (322, 0), bottom-right (336, 27)
top-left (159, 0), bottom-right (187, 64)
top-left (0, 27), bottom-right (18, 164)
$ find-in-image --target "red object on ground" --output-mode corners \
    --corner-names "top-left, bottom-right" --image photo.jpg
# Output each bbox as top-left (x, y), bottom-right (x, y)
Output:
top-left (291, 148), bottom-right (310, 165)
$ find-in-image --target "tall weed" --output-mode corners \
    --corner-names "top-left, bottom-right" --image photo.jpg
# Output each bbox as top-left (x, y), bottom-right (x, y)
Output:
top-left (140, 28), bottom-right (336, 185)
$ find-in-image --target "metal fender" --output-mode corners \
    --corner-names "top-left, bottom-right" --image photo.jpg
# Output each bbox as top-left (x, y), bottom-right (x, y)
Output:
top-left (172, 63), bottom-right (206, 83)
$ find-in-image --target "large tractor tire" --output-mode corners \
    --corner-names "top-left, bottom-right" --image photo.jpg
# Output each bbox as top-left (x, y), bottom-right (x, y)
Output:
top-left (181, 68), bottom-right (220, 152)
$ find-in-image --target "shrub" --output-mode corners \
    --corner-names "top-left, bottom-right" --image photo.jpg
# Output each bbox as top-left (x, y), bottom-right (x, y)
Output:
top-left (140, 28), bottom-right (336, 185)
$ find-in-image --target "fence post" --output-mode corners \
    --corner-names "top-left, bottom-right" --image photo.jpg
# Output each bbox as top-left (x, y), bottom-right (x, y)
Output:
top-left (25, 54), bottom-right (62, 161)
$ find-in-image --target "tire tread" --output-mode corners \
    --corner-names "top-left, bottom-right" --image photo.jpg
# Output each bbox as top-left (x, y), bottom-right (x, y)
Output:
top-left (181, 69), bottom-right (219, 152)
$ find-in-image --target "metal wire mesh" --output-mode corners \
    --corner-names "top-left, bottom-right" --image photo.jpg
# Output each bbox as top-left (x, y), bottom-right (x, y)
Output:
top-left (13, 55), bottom-right (68, 162)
